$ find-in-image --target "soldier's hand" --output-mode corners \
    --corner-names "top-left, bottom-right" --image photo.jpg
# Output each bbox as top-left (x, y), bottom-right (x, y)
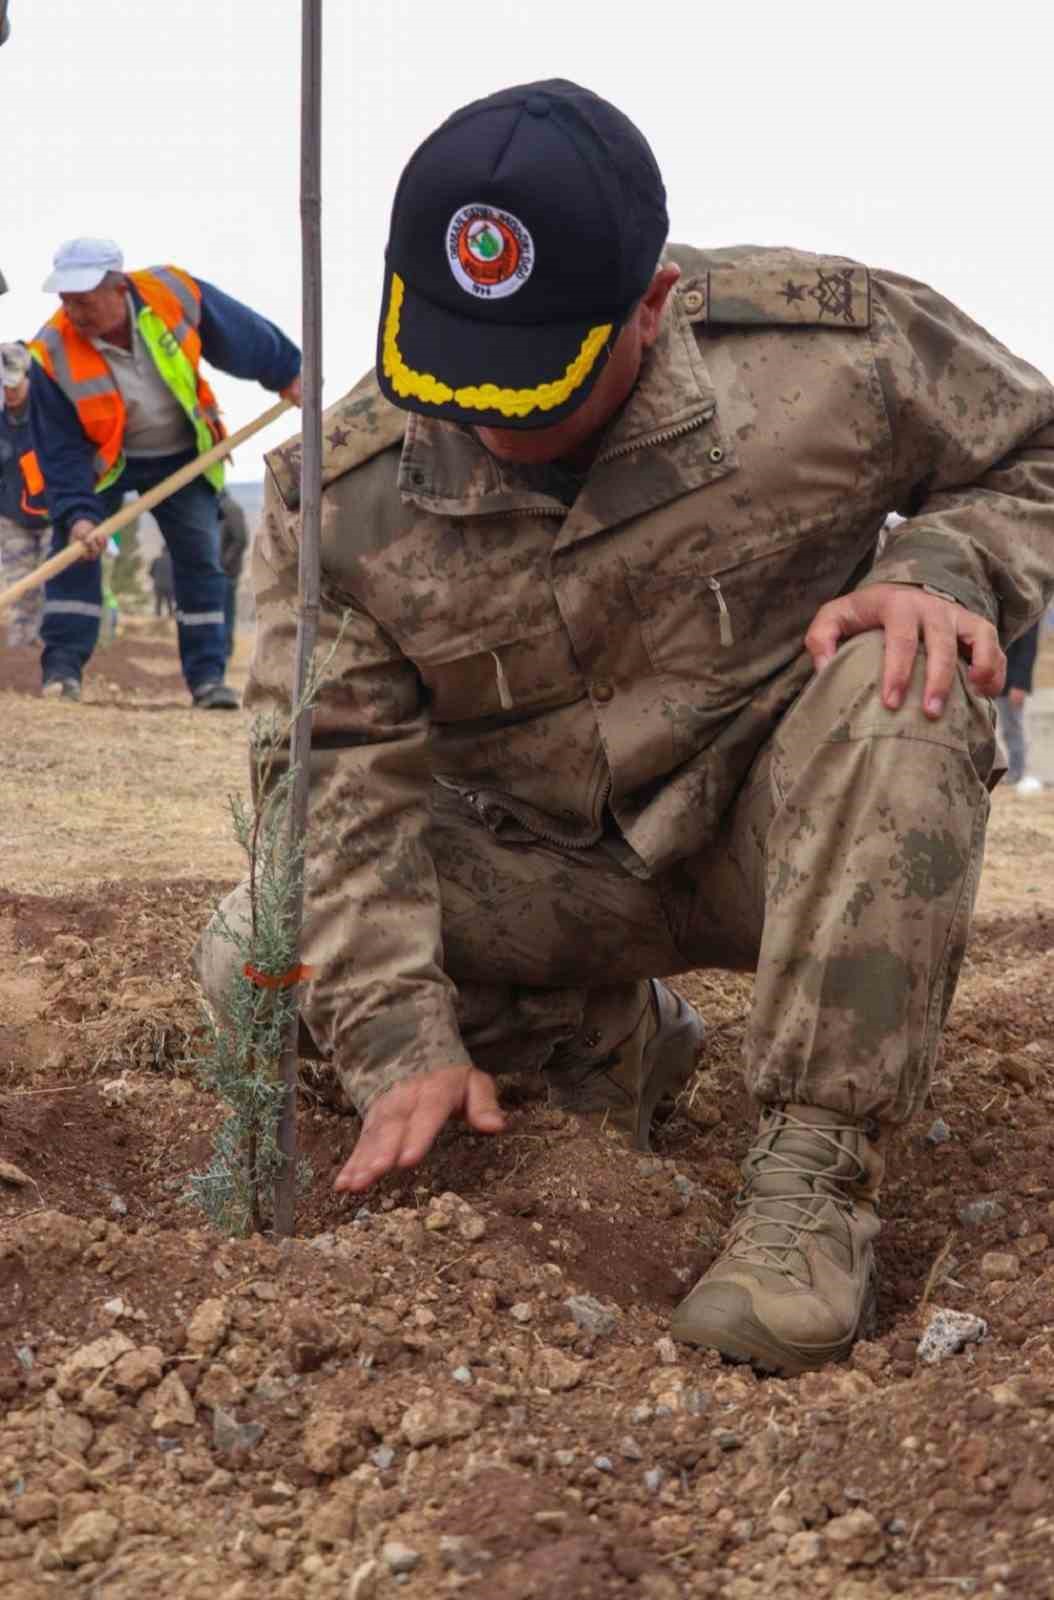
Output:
top-left (805, 582), bottom-right (1005, 719)
top-left (280, 374), bottom-right (303, 407)
top-left (334, 1065), bottom-right (505, 1194)
top-left (70, 518), bottom-right (107, 559)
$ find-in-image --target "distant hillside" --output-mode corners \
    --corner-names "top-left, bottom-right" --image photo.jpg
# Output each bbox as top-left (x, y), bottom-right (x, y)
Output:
top-left (225, 479), bottom-right (265, 528)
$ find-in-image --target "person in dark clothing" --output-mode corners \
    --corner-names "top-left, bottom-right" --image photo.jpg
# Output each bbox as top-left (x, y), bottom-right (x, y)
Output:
top-left (217, 490), bottom-right (248, 660)
top-left (149, 550), bottom-right (175, 618)
top-left (996, 622), bottom-right (1043, 791)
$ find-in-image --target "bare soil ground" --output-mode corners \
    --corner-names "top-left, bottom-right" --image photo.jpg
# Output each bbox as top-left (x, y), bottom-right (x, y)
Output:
top-left (1, 625), bottom-right (1053, 1600)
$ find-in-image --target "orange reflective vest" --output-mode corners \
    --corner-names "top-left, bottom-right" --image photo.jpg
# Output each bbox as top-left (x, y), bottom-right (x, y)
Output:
top-left (28, 265), bottom-right (226, 490)
top-left (19, 446), bottom-right (47, 518)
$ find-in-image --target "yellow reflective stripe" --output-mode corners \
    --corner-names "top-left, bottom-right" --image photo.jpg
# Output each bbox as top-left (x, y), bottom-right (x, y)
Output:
top-left (381, 274), bottom-right (612, 420)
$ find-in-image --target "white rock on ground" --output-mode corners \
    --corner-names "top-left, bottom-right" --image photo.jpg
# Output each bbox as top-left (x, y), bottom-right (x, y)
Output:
top-left (916, 1308), bottom-right (988, 1364)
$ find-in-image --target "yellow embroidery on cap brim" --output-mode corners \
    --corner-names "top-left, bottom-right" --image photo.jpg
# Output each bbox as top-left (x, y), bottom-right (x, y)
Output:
top-left (382, 274), bottom-right (612, 419)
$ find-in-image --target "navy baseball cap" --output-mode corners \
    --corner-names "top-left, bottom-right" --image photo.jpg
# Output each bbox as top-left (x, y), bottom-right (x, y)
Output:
top-left (377, 80), bottom-right (669, 431)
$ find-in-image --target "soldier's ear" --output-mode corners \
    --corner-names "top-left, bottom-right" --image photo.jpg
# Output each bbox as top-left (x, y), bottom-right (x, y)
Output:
top-left (639, 265), bottom-right (681, 350)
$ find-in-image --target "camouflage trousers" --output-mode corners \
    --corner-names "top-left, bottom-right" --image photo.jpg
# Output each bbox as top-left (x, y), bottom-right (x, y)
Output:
top-left (0, 514), bottom-right (50, 646)
top-left (197, 633), bottom-right (997, 1126)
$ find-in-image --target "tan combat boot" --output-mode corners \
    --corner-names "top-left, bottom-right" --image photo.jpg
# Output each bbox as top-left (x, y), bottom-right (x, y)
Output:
top-left (544, 980), bottom-right (705, 1151)
top-left (670, 1104), bottom-right (883, 1374)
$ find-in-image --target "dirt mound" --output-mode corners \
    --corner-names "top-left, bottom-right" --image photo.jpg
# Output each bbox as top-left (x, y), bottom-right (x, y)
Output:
top-left (2, 871), bottom-right (1054, 1596)
top-left (0, 628), bottom-right (187, 703)
top-left (1, 648), bottom-right (1053, 1597)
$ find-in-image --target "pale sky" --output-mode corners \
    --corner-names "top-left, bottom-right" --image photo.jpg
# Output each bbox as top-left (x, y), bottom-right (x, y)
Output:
top-left (3, 0), bottom-right (1051, 478)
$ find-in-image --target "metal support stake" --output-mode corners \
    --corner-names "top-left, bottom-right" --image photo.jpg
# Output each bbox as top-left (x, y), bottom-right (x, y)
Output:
top-left (274, 0), bottom-right (323, 1236)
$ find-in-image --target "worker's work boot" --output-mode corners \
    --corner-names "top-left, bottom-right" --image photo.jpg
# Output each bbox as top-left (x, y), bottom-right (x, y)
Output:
top-left (41, 676), bottom-right (80, 702)
top-left (544, 980), bottom-right (705, 1151)
top-left (671, 1104), bottom-right (883, 1375)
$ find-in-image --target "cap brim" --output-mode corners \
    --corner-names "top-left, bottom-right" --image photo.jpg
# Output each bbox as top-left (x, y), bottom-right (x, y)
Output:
top-left (42, 265), bottom-right (110, 293)
top-left (376, 265), bottom-right (622, 431)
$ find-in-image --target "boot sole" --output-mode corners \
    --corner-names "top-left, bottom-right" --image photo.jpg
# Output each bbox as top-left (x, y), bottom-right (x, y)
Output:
top-left (671, 1267), bottom-right (878, 1377)
top-left (634, 994), bottom-right (706, 1151)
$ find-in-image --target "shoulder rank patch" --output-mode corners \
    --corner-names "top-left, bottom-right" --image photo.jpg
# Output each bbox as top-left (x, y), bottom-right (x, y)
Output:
top-left (680, 262), bottom-right (871, 330)
top-left (266, 367), bottom-right (407, 510)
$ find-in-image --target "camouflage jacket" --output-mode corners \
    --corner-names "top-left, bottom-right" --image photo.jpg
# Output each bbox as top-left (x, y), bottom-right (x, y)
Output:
top-left (252, 243), bottom-right (1054, 1108)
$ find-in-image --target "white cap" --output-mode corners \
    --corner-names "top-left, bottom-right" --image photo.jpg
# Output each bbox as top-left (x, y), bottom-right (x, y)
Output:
top-left (0, 341), bottom-right (30, 384)
top-left (43, 237), bottom-right (124, 294)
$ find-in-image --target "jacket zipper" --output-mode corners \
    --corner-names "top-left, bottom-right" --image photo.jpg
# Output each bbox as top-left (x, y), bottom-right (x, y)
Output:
top-left (597, 406), bottom-right (716, 465)
top-left (438, 775), bottom-right (609, 850)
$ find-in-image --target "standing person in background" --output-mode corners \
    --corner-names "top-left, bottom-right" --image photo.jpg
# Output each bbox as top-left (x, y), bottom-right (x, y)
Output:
top-left (217, 489), bottom-right (248, 661)
top-left (149, 549), bottom-right (175, 618)
top-left (0, 342), bottom-right (51, 647)
top-left (996, 621), bottom-right (1043, 794)
top-left (28, 237), bottom-right (301, 706)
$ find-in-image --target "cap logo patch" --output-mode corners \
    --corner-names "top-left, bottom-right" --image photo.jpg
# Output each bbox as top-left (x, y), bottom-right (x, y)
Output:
top-left (447, 204), bottom-right (534, 299)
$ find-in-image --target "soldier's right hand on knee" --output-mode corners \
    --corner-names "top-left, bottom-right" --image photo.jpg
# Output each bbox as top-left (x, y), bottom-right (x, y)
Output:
top-left (334, 1065), bottom-right (505, 1194)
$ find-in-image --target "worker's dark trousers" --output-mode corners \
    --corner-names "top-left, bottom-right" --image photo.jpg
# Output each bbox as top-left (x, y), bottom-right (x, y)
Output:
top-left (41, 450), bottom-right (227, 694)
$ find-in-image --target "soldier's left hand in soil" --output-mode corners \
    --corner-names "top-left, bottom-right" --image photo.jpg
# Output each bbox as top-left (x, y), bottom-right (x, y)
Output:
top-left (805, 582), bottom-right (1005, 718)
top-left (334, 1065), bottom-right (506, 1193)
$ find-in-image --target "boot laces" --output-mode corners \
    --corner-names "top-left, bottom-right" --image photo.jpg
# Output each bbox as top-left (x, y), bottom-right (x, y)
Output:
top-left (725, 1110), bottom-right (869, 1277)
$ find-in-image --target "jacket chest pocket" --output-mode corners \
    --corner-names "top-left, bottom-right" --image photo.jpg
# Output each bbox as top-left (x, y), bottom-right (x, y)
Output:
top-left (624, 537), bottom-right (852, 698)
top-left (418, 626), bottom-right (585, 724)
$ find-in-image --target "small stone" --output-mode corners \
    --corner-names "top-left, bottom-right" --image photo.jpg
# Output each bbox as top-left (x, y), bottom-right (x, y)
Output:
top-left (981, 1251), bottom-right (1020, 1280)
top-left (213, 1406), bottom-right (265, 1455)
top-left (109, 1194), bottom-right (128, 1216)
top-left (309, 1491), bottom-right (359, 1546)
top-left (456, 1209), bottom-right (487, 1243)
top-left (925, 1118), bottom-right (951, 1146)
top-left (535, 1345), bottom-right (585, 1392)
top-left (1018, 1232), bottom-right (1049, 1258)
top-left (111, 1346), bottom-right (164, 1395)
top-left (17, 1208), bottom-right (89, 1265)
top-left (451, 1366), bottom-right (473, 1385)
top-left (1010, 1476), bottom-right (1046, 1512)
top-left (621, 1436), bottom-right (643, 1460)
top-left (56, 1332), bottom-right (135, 1395)
top-left (628, 1403), bottom-right (654, 1425)
top-left (654, 1336), bottom-right (678, 1365)
top-left (644, 1467), bottom-right (665, 1493)
top-left (786, 1530), bottom-right (823, 1567)
top-left (439, 1534), bottom-right (489, 1573)
top-left (564, 1294), bottom-right (620, 1338)
top-left (0, 1158), bottom-right (31, 1186)
top-left (371, 1445), bottom-right (395, 1470)
top-left (59, 1509), bottom-right (120, 1565)
top-left (685, 1098), bottom-right (721, 1129)
top-left (553, 1449), bottom-right (576, 1467)
top-left (824, 1508), bottom-right (884, 1566)
top-left (382, 1542), bottom-right (420, 1575)
top-left (714, 1430), bottom-right (742, 1452)
top-left (958, 1198), bottom-right (1006, 1227)
top-left (509, 1301), bottom-right (533, 1324)
top-left (916, 1309), bottom-right (988, 1364)
top-left (851, 1340), bottom-right (890, 1376)
top-left (12, 1492), bottom-right (58, 1527)
top-left (639, 1576), bottom-right (681, 1600)
top-left (186, 1298), bottom-right (231, 1356)
top-left (302, 1407), bottom-right (346, 1474)
top-left (593, 1455), bottom-right (614, 1472)
top-left (401, 1397), bottom-right (482, 1447)
top-left (150, 1370), bottom-right (196, 1430)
